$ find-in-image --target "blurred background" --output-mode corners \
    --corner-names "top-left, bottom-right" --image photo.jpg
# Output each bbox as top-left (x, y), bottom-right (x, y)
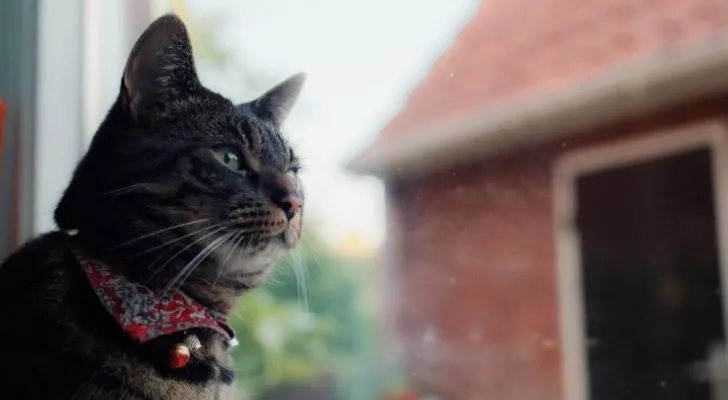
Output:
top-left (3, 0), bottom-right (728, 399)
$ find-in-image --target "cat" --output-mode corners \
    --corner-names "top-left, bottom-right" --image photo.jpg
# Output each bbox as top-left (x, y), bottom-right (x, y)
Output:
top-left (0, 14), bottom-right (305, 399)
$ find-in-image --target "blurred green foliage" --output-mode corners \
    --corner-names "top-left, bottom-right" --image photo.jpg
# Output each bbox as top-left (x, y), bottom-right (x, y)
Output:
top-left (228, 228), bottom-right (379, 398)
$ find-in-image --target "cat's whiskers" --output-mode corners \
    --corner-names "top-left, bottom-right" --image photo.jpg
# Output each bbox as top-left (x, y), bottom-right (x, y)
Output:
top-left (130, 221), bottom-right (227, 259)
top-left (99, 183), bottom-right (159, 197)
top-left (260, 273), bottom-right (282, 287)
top-left (291, 254), bottom-right (302, 304)
top-left (299, 247), bottom-right (312, 288)
top-left (183, 232), bottom-right (236, 287)
top-left (298, 248), bottom-right (310, 309)
top-left (109, 218), bottom-right (211, 250)
top-left (260, 254), bottom-right (290, 289)
top-left (299, 238), bottom-right (324, 273)
top-left (146, 225), bottom-right (229, 284)
top-left (235, 234), bottom-right (256, 271)
top-left (212, 230), bottom-right (245, 287)
top-left (229, 307), bottom-right (248, 325)
top-left (161, 232), bottom-right (234, 297)
top-left (289, 247), bottom-right (309, 309)
top-left (139, 225), bottom-right (221, 281)
top-left (294, 240), bottom-right (323, 310)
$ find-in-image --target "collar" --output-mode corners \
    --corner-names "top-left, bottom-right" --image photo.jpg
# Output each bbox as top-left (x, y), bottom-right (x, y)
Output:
top-left (70, 243), bottom-right (234, 344)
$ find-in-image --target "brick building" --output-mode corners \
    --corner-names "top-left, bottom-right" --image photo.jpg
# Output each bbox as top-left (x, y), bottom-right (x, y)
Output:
top-left (350, 1), bottom-right (728, 399)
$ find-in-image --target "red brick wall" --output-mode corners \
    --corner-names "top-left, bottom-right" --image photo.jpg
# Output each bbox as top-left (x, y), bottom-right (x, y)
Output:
top-left (386, 97), bottom-right (728, 399)
top-left (379, 0), bottom-right (728, 146)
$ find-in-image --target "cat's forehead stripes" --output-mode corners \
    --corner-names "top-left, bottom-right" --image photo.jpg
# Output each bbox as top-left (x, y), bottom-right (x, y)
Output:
top-left (236, 116), bottom-right (262, 150)
top-left (236, 116), bottom-right (290, 170)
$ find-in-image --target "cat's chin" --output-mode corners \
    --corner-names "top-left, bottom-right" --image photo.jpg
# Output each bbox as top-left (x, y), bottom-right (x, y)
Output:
top-left (205, 213), bottom-right (301, 290)
top-left (211, 238), bottom-right (286, 287)
top-left (283, 213), bottom-right (303, 249)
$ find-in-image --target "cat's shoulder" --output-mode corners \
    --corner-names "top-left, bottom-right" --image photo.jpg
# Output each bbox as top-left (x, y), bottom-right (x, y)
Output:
top-left (0, 231), bottom-right (101, 335)
top-left (2, 231), bottom-right (73, 266)
top-left (0, 231), bottom-right (76, 295)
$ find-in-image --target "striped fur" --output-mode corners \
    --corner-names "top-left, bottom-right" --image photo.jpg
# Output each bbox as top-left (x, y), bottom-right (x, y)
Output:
top-left (0, 14), bottom-right (304, 399)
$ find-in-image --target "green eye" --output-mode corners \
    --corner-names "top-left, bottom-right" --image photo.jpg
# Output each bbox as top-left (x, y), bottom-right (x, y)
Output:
top-left (211, 148), bottom-right (241, 170)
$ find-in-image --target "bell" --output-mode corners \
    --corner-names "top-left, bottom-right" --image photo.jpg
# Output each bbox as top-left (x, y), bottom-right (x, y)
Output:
top-left (183, 334), bottom-right (202, 352)
top-left (170, 344), bottom-right (191, 369)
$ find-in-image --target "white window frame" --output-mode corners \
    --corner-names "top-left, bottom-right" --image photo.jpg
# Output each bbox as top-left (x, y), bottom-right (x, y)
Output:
top-left (34, 0), bottom-right (85, 234)
top-left (552, 120), bottom-right (728, 400)
top-left (34, 0), bottom-right (150, 235)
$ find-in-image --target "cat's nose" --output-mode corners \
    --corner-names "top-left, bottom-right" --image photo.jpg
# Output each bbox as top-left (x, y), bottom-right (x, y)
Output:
top-left (261, 170), bottom-right (302, 220)
top-left (275, 194), bottom-right (303, 220)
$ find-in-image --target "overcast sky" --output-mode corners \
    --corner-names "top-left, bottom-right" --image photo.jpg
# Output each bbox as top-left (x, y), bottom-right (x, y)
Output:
top-left (184, 0), bottom-right (479, 248)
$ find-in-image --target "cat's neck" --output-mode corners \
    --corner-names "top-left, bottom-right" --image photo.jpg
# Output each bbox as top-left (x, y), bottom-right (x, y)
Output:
top-left (182, 279), bottom-right (238, 315)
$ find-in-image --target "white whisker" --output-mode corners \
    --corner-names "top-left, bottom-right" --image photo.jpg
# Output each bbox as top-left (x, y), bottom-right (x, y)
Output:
top-left (146, 225), bottom-right (228, 284)
top-left (100, 183), bottom-right (155, 196)
top-left (132, 222), bottom-right (226, 258)
top-left (109, 218), bottom-right (210, 250)
top-left (299, 238), bottom-right (324, 273)
top-left (235, 235), bottom-right (255, 271)
top-left (291, 247), bottom-right (308, 309)
top-left (213, 231), bottom-right (244, 286)
top-left (162, 232), bottom-right (233, 297)
top-left (229, 308), bottom-right (247, 324)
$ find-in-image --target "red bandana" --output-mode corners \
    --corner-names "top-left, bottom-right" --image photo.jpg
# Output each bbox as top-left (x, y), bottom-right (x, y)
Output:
top-left (71, 245), bottom-right (234, 343)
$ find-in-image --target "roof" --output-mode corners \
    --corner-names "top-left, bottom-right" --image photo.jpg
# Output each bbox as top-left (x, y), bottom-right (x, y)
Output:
top-left (350, 0), bottom-right (728, 177)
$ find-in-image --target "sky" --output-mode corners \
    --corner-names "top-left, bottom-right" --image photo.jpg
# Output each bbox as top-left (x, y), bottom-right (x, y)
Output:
top-left (177, 0), bottom-right (479, 249)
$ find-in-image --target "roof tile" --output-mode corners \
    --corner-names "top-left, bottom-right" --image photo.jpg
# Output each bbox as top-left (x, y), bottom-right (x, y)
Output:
top-left (372, 0), bottom-right (728, 150)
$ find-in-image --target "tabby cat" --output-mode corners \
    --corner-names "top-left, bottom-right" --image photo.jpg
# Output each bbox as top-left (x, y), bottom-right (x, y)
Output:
top-left (0, 14), bottom-right (305, 399)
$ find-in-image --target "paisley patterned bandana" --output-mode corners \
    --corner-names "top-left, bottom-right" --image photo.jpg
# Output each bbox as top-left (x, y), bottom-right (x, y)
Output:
top-left (71, 244), bottom-right (234, 343)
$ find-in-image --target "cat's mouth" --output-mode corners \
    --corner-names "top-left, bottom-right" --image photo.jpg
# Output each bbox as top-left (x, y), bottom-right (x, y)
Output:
top-left (228, 209), bottom-right (300, 246)
top-left (188, 208), bottom-right (302, 289)
top-left (233, 210), bottom-right (301, 249)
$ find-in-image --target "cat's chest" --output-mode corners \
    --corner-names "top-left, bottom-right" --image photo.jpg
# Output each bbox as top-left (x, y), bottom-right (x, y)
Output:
top-left (91, 330), bottom-right (237, 399)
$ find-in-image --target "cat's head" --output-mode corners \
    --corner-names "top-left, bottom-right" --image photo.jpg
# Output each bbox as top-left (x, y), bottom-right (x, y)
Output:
top-left (55, 15), bottom-right (305, 306)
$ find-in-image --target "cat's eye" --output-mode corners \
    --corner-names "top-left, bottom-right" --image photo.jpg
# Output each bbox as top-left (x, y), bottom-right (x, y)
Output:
top-left (211, 147), bottom-right (242, 171)
top-left (287, 166), bottom-right (300, 179)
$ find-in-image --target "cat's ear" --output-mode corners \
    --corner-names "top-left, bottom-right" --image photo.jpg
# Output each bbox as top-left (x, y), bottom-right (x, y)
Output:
top-left (122, 14), bottom-right (198, 120)
top-left (238, 73), bottom-right (306, 127)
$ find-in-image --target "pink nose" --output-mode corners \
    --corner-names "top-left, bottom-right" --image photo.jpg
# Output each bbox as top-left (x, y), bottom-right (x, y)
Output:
top-left (280, 194), bottom-right (303, 219)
